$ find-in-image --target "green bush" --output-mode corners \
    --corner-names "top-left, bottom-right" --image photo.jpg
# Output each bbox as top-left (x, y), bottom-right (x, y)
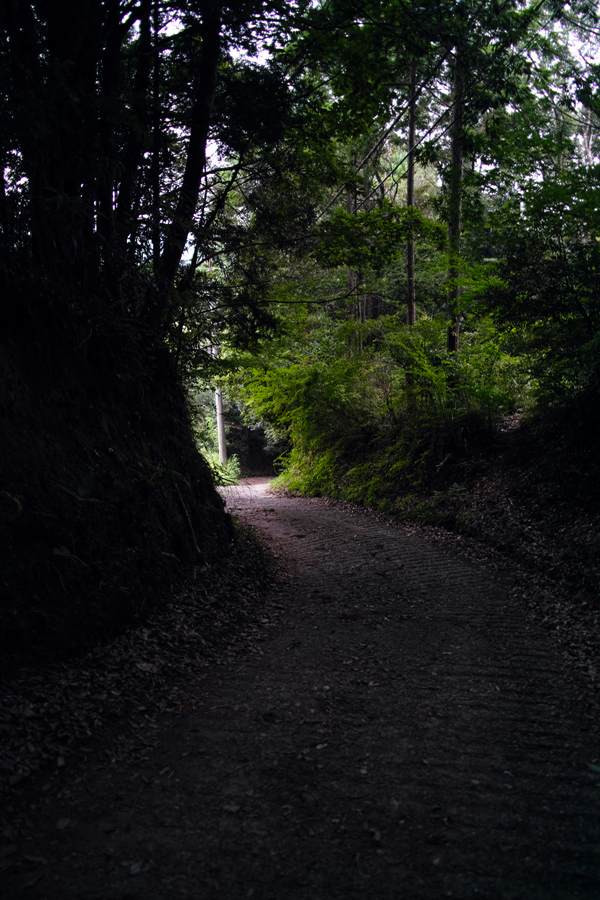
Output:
top-left (239, 312), bottom-right (526, 506)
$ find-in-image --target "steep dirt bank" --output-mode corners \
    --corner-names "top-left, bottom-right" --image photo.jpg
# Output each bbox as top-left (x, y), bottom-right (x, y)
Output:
top-left (0, 277), bottom-right (231, 667)
top-left (2, 479), bottom-right (599, 899)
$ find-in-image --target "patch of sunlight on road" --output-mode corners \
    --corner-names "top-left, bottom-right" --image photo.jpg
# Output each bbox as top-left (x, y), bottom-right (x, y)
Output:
top-left (218, 476), bottom-right (274, 507)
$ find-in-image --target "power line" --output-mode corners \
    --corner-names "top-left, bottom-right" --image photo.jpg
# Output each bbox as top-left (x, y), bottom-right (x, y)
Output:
top-left (318, 0), bottom-right (524, 218)
top-left (317, 48), bottom-right (455, 219)
top-left (350, 0), bottom-right (571, 212)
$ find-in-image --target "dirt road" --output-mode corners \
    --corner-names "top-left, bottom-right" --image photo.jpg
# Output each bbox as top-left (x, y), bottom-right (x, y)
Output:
top-left (3, 478), bottom-right (599, 898)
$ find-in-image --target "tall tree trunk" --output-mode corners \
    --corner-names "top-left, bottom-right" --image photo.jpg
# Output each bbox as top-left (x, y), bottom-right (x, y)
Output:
top-left (582, 110), bottom-right (594, 167)
top-left (345, 174), bottom-right (361, 324)
top-left (0, 167), bottom-right (10, 248)
top-left (151, 0), bottom-right (162, 275)
top-left (115, 0), bottom-right (152, 257)
top-left (447, 56), bottom-right (464, 354)
top-left (149, 6), bottom-right (221, 328)
top-left (97, 1), bottom-right (123, 306)
top-left (406, 60), bottom-right (417, 327)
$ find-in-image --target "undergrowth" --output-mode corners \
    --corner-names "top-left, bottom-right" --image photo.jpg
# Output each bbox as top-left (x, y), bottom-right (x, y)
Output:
top-left (241, 313), bottom-right (598, 600)
top-left (247, 315), bottom-right (522, 508)
top-left (274, 396), bottom-right (600, 602)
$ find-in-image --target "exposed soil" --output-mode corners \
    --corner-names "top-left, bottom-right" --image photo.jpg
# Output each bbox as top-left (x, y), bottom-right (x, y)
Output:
top-left (2, 478), bottom-right (600, 899)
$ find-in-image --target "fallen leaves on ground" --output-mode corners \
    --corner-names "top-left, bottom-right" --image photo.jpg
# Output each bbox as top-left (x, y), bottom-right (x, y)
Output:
top-left (0, 537), bottom-right (277, 805)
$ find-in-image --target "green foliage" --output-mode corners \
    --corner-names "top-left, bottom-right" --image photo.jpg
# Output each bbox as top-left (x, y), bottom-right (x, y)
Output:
top-left (314, 203), bottom-right (445, 269)
top-left (201, 447), bottom-right (242, 487)
top-left (189, 388), bottom-right (241, 486)
top-left (239, 312), bottom-right (526, 504)
top-left (480, 166), bottom-right (600, 401)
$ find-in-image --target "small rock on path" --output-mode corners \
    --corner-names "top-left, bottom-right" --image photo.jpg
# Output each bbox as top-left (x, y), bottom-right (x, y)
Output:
top-left (4, 478), bottom-right (600, 899)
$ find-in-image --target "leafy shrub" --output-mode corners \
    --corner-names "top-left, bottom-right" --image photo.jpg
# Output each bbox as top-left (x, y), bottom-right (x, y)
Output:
top-left (239, 312), bottom-right (526, 504)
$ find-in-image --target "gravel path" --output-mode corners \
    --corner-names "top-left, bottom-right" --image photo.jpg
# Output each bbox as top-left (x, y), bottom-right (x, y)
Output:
top-left (3, 478), bottom-right (599, 899)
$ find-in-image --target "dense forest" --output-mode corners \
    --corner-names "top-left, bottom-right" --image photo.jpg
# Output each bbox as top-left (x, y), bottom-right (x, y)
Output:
top-left (1, 0), bottom-right (599, 666)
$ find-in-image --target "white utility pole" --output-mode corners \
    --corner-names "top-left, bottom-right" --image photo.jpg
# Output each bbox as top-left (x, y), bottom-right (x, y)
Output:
top-left (214, 385), bottom-right (227, 465)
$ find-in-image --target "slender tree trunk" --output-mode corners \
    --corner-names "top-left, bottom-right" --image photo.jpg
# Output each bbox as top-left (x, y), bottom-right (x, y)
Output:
top-left (97, 3), bottom-right (123, 306)
top-left (150, 6), bottom-right (221, 327)
top-left (115, 0), bottom-right (152, 255)
top-left (151, 0), bottom-right (161, 274)
top-left (344, 183), bottom-right (359, 322)
top-left (0, 167), bottom-right (9, 248)
top-left (406, 60), bottom-right (417, 326)
top-left (173, 243), bottom-right (199, 368)
top-left (447, 56), bottom-right (464, 353)
top-left (582, 111), bottom-right (594, 167)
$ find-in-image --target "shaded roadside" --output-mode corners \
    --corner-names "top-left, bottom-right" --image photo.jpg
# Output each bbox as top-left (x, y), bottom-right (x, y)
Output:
top-left (2, 479), bottom-right (600, 898)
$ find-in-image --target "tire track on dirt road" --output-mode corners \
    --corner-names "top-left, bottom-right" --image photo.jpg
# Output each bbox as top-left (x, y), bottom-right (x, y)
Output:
top-left (7, 477), bottom-right (600, 899)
